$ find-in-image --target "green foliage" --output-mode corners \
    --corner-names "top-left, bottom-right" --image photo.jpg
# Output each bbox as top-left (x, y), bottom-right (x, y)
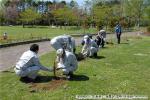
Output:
top-left (93, 5), bottom-right (114, 30)
top-left (20, 7), bottom-right (41, 24)
top-left (0, 9), bottom-right (5, 25)
top-left (0, 0), bottom-right (149, 28)
top-left (52, 7), bottom-right (78, 25)
top-left (144, 6), bottom-right (150, 23)
top-left (124, 0), bottom-right (145, 27)
top-left (0, 26), bottom-right (97, 44)
top-left (147, 26), bottom-right (150, 32)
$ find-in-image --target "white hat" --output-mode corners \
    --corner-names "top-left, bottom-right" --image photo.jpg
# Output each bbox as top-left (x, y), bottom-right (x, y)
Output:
top-left (84, 35), bottom-right (89, 39)
top-left (100, 30), bottom-right (105, 33)
top-left (56, 49), bottom-right (64, 56)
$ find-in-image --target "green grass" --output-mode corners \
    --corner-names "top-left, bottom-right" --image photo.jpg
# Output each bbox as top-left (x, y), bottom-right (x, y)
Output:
top-left (0, 26), bottom-right (97, 44)
top-left (0, 37), bottom-right (150, 100)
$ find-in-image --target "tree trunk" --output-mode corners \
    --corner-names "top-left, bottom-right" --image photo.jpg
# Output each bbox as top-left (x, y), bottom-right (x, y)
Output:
top-left (23, 23), bottom-right (25, 28)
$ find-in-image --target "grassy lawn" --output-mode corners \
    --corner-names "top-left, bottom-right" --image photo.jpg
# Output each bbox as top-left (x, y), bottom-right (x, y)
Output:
top-left (0, 36), bottom-right (150, 100)
top-left (0, 26), bottom-right (97, 44)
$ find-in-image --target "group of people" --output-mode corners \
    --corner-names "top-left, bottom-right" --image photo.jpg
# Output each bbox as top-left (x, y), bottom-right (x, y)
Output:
top-left (14, 35), bottom-right (78, 81)
top-left (14, 23), bottom-right (122, 82)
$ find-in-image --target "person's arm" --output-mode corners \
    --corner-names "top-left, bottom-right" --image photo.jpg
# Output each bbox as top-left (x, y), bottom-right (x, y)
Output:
top-left (57, 63), bottom-right (65, 69)
top-left (33, 57), bottom-right (53, 72)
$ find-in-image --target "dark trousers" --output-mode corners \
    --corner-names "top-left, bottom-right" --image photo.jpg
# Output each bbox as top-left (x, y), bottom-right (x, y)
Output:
top-left (116, 33), bottom-right (121, 44)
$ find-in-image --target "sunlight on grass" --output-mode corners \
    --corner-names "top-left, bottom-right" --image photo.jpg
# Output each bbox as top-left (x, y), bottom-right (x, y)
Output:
top-left (0, 37), bottom-right (150, 100)
top-left (0, 26), bottom-right (97, 44)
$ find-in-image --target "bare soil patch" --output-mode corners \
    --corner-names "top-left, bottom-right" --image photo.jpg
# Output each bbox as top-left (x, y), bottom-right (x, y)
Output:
top-left (29, 77), bottom-right (67, 92)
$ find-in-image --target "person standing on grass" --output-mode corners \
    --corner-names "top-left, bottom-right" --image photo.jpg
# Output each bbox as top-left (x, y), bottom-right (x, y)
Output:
top-left (115, 23), bottom-right (122, 44)
top-left (14, 44), bottom-right (53, 81)
top-left (56, 48), bottom-right (78, 79)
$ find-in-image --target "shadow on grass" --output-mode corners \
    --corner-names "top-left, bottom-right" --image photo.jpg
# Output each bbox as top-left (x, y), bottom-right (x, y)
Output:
top-left (1, 70), bottom-right (14, 73)
top-left (20, 76), bottom-right (53, 83)
top-left (23, 26), bottom-right (49, 29)
top-left (101, 46), bottom-right (109, 49)
top-left (70, 74), bottom-right (89, 81)
top-left (120, 42), bottom-right (129, 44)
top-left (90, 56), bottom-right (105, 59)
top-left (52, 75), bottom-right (89, 81)
top-left (106, 42), bottom-right (114, 45)
top-left (20, 74), bottom-right (89, 83)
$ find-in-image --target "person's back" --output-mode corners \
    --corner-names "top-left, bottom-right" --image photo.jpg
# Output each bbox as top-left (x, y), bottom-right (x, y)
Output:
top-left (91, 39), bottom-right (98, 48)
top-left (56, 49), bottom-right (78, 79)
top-left (90, 39), bottom-right (99, 57)
top-left (115, 24), bottom-right (122, 34)
top-left (50, 35), bottom-right (76, 52)
top-left (16, 50), bottom-right (37, 70)
top-left (65, 51), bottom-right (78, 70)
top-left (14, 44), bottom-right (52, 80)
top-left (50, 36), bottom-right (66, 50)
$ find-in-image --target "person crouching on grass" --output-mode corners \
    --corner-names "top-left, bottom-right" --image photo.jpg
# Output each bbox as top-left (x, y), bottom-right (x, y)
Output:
top-left (56, 49), bottom-right (78, 80)
top-left (14, 44), bottom-right (53, 82)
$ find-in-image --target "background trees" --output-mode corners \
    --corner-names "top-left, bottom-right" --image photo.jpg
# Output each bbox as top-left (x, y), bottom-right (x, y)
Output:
top-left (0, 0), bottom-right (149, 30)
top-left (20, 7), bottom-right (41, 27)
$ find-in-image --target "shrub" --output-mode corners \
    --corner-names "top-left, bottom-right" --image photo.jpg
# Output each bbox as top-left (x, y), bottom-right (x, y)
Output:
top-left (147, 26), bottom-right (150, 32)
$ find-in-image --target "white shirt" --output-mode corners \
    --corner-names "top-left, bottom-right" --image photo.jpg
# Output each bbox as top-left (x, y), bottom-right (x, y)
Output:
top-left (90, 39), bottom-right (98, 48)
top-left (50, 35), bottom-right (75, 52)
top-left (98, 30), bottom-right (106, 38)
top-left (57, 51), bottom-right (78, 70)
top-left (16, 50), bottom-right (50, 71)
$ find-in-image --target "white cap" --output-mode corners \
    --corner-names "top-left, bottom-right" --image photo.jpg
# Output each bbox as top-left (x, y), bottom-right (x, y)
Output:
top-left (84, 35), bottom-right (89, 39)
top-left (100, 30), bottom-right (105, 33)
top-left (56, 49), bottom-right (64, 56)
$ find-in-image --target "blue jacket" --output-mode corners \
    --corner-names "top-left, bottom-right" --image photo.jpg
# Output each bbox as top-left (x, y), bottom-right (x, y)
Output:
top-left (115, 25), bottom-right (122, 34)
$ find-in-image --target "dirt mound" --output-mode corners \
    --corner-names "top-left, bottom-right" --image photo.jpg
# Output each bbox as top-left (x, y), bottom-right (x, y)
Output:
top-left (29, 77), bottom-right (67, 92)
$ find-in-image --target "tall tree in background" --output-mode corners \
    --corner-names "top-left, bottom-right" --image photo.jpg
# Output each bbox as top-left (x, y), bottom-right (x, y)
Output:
top-left (93, 5), bottom-right (113, 30)
top-left (124, 0), bottom-right (145, 27)
top-left (4, 0), bottom-right (20, 24)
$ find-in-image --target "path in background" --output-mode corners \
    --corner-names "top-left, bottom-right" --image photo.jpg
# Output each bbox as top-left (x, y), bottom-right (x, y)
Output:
top-left (0, 32), bottom-right (139, 71)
